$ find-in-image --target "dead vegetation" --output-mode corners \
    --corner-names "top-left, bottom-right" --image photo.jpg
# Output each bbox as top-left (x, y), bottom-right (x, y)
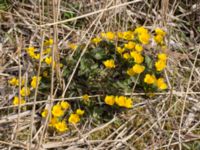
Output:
top-left (0, 0), bottom-right (200, 149)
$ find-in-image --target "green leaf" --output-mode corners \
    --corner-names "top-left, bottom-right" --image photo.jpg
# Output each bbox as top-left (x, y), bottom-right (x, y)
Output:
top-left (63, 11), bottom-right (75, 19)
top-left (145, 55), bottom-right (153, 69)
top-left (197, 26), bottom-right (200, 33)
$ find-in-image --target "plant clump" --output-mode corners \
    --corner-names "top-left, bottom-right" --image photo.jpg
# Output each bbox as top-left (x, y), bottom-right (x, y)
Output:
top-left (7, 26), bottom-right (168, 133)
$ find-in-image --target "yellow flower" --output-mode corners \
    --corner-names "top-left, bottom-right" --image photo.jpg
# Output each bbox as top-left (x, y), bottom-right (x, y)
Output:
top-left (31, 76), bottom-right (41, 89)
top-left (154, 35), bottom-right (164, 44)
top-left (156, 78), bottom-right (168, 90)
top-left (76, 109), bottom-right (85, 116)
top-left (155, 60), bottom-right (166, 71)
top-left (9, 77), bottom-right (19, 86)
top-left (13, 96), bottom-right (26, 105)
top-left (82, 94), bottom-right (89, 101)
top-left (26, 46), bottom-right (35, 53)
top-left (26, 47), bottom-right (37, 59)
top-left (158, 53), bottom-right (167, 61)
top-left (68, 43), bottom-right (77, 50)
top-left (60, 101), bottom-right (70, 110)
top-left (41, 109), bottom-right (48, 118)
top-left (124, 41), bottom-right (135, 50)
top-left (42, 71), bottom-right (48, 77)
top-left (101, 32), bottom-right (115, 41)
top-left (124, 98), bottom-right (133, 108)
top-left (44, 38), bottom-right (53, 46)
top-left (130, 51), bottom-right (144, 64)
top-left (115, 96), bottom-right (133, 108)
top-left (132, 64), bottom-right (145, 74)
top-left (103, 59), bottom-right (116, 68)
top-left (155, 28), bottom-right (166, 36)
top-left (52, 104), bottom-right (64, 117)
top-left (138, 33), bottom-right (150, 45)
top-left (135, 44), bottom-right (143, 52)
top-left (49, 117), bottom-right (58, 127)
top-left (92, 37), bottom-right (102, 44)
top-left (134, 26), bottom-right (148, 34)
top-left (115, 96), bottom-right (126, 107)
top-left (134, 27), bottom-right (150, 44)
top-left (144, 74), bottom-right (156, 84)
top-left (122, 31), bottom-right (134, 40)
top-left (27, 51), bottom-right (36, 59)
top-left (9, 77), bottom-right (25, 86)
top-left (123, 53), bottom-right (131, 60)
top-left (117, 32), bottom-right (124, 39)
top-left (104, 95), bottom-right (115, 106)
top-left (127, 68), bottom-right (135, 76)
top-left (68, 113), bottom-right (80, 124)
top-left (43, 48), bottom-right (51, 54)
top-left (116, 47), bottom-right (125, 54)
top-left (33, 53), bottom-right (40, 60)
top-left (20, 87), bottom-right (30, 97)
top-left (45, 56), bottom-right (53, 65)
top-left (55, 121), bottom-right (68, 132)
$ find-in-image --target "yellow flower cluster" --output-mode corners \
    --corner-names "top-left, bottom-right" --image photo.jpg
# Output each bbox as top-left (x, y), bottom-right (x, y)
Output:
top-left (54, 121), bottom-right (68, 132)
top-left (101, 32), bottom-right (115, 41)
top-left (144, 74), bottom-right (168, 90)
top-left (9, 77), bottom-right (19, 86)
top-left (104, 95), bottom-right (133, 108)
top-left (13, 96), bottom-right (26, 106)
top-left (134, 26), bottom-right (150, 45)
top-left (117, 31), bottom-right (134, 41)
top-left (52, 104), bottom-right (65, 117)
top-left (156, 78), bottom-right (168, 90)
top-left (48, 117), bottom-right (68, 132)
top-left (26, 47), bottom-right (41, 60)
top-left (9, 77), bottom-right (25, 86)
top-left (154, 28), bottom-right (166, 45)
top-left (124, 41), bottom-right (135, 50)
top-left (25, 39), bottom-right (56, 67)
top-left (42, 101), bottom-right (85, 132)
top-left (20, 87), bottom-right (30, 97)
top-left (68, 109), bottom-right (85, 124)
top-left (51, 101), bottom-right (70, 117)
top-left (42, 101), bottom-right (70, 132)
top-left (155, 53), bottom-right (167, 71)
top-left (130, 51), bottom-right (144, 64)
top-left (102, 27), bottom-right (150, 76)
top-left (92, 30), bottom-right (135, 44)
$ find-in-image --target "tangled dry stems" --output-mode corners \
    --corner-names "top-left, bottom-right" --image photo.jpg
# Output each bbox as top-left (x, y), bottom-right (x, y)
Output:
top-left (0, 0), bottom-right (200, 149)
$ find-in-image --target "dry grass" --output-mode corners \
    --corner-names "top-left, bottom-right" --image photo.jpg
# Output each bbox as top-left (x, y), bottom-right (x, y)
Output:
top-left (0, 0), bottom-right (200, 149)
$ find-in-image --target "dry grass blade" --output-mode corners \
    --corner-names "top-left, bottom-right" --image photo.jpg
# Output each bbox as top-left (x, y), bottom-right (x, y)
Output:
top-left (0, 0), bottom-right (200, 149)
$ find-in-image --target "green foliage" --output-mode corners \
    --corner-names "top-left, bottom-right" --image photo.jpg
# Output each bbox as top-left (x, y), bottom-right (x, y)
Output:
top-left (0, 0), bottom-right (8, 10)
top-left (7, 27), bottom-right (169, 133)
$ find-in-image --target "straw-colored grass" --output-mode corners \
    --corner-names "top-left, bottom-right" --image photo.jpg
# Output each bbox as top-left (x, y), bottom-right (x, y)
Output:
top-left (0, 0), bottom-right (200, 149)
